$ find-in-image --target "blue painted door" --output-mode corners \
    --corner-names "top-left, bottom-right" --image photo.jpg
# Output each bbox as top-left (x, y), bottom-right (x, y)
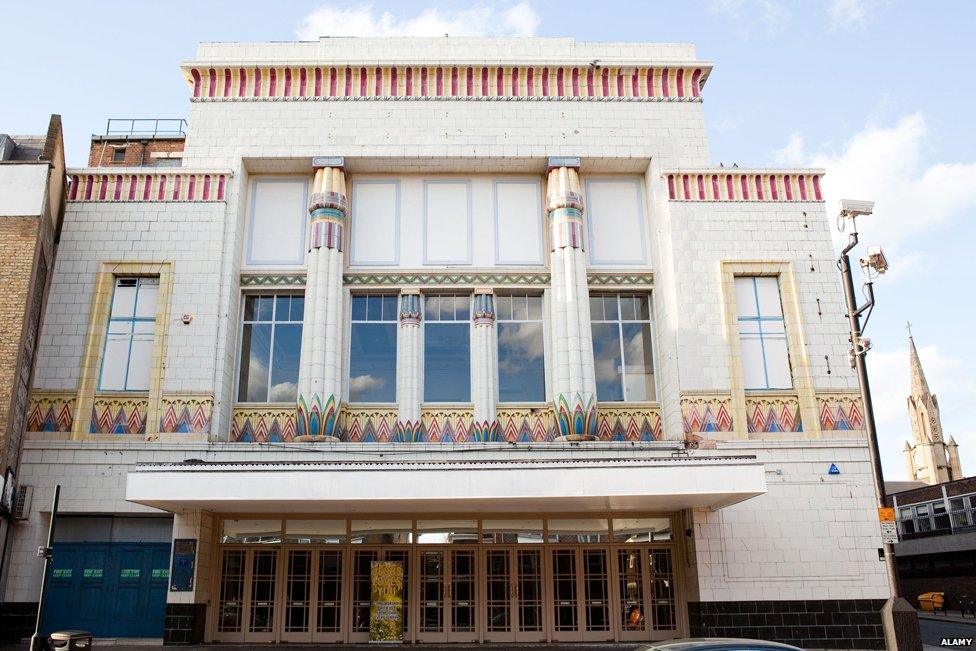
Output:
top-left (44, 543), bottom-right (171, 638)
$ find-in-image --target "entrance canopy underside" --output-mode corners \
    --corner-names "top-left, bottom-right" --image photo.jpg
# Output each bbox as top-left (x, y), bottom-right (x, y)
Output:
top-left (126, 456), bottom-right (766, 514)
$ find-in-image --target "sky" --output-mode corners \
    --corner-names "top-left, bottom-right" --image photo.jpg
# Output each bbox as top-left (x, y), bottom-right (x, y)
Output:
top-left (3, 0), bottom-right (974, 479)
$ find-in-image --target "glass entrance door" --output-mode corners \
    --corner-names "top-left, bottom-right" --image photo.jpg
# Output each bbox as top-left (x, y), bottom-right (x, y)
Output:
top-left (245, 549), bottom-right (279, 643)
top-left (550, 547), bottom-right (612, 642)
top-left (613, 546), bottom-right (677, 641)
top-left (416, 547), bottom-right (478, 642)
top-left (484, 547), bottom-right (546, 642)
top-left (348, 548), bottom-right (410, 642)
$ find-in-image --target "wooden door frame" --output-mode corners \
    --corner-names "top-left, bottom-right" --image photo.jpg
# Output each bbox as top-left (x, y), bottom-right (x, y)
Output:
top-left (310, 547), bottom-right (346, 643)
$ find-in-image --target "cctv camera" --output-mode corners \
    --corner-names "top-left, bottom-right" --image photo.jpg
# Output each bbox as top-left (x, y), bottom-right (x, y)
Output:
top-left (860, 245), bottom-right (889, 275)
top-left (839, 199), bottom-right (875, 218)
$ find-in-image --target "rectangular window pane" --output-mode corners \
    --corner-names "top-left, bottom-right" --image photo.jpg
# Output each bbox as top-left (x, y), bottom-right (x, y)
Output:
top-left (349, 322), bottom-right (397, 402)
top-left (734, 277), bottom-right (758, 318)
top-left (350, 520), bottom-right (413, 544)
top-left (547, 518), bottom-right (610, 543)
top-left (110, 282), bottom-right (137, 318)
top-left (416, 520), bottom-right (478, 544)
top-left (621, 322), bottom-right (655, 401)
top-left (366, 295), bottom-right (383, 321)
top-left (134, 280), bottom-right (158, 319)
top-left (269, 323), bottom-right (302, 402)
top-left (612, 518), bottom-right (672, 543)
top-left (126, 336), bottom-right (154, 392)
top-left (763, 333), bottom-right (793, 389)
top-left (755, 277), bottom-right (784, 317)
top-left (739, 334), bottom-right (767, 390)
top-left (424, 323), bottom-right (470, 402)
top-left (592, 322), bottom-right (623, 401)
top-left (100, 337), bottom-right (130, 390)
top-left (239, 323), bottom-right (272, 402)
top-left (289, 296), bottom-right (305, 321)
top-left (351, 295), bottom-right (367, 320)
top-left (222, 519), bottom-right (282, 544)
top-left (284, 520), bottom-right (346, 544)
top-left (498, 321), bottom-right (545, 402)
top-left (481, 519), bottom-right (544, 544)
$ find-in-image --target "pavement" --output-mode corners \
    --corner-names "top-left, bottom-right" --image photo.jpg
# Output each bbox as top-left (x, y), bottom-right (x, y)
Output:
top-left (920, 612), bottom-right (976, 650)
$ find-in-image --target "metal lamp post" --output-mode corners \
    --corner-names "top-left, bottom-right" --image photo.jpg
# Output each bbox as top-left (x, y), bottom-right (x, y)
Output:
top-left (836, 201), bottom-right (921, 651)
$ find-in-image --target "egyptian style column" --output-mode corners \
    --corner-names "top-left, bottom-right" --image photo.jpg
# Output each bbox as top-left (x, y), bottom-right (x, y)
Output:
top-left (395, 291), bottom-right (423, 442)
top-left (296, 160), bottom-right (346, 440)
top-left (547, 160), bottom-right (598, 439)
top-left (471, 290), bottom-right (499, 441)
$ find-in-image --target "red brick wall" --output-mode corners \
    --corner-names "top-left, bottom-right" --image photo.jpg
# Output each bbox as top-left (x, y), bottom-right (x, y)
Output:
top-left (87, 138), bottom-right (184, 167)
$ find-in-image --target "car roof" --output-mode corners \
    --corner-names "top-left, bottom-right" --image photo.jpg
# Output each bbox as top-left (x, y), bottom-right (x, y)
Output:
top-left (641, 639), bottom-right (803, 651)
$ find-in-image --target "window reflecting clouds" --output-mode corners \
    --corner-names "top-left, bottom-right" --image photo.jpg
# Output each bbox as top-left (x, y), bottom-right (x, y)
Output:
top-left (591, 294), bottom-right (655, 402)
top-left (238, 294), bottom-right (304, 403)
top-left (497, 294), bottom-right (545, 402)
top-left (349, 295), bottom-right (398, 403)
top-left (424, 294), bottom-right (470, 402)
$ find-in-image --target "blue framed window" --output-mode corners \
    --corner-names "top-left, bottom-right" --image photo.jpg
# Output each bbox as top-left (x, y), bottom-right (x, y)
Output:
top-left (99, 277), bottom-right (158, 391)
top-left (349, 295), bottom-right (398, 403)
top-left (735, 276), bottom-right (793, 390)
top-left (424, 294), bottom-right (471, 402)
top-left (237, 294), bottom-right (304, 402)
top-left (496, 293), bottom-right (545, 402)
top-left (590, 293), bottom-right (656, 402)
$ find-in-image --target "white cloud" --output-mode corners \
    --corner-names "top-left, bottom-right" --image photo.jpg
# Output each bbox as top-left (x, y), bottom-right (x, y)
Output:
top-left (827, 0), bottom-right (882, 31)
top-left (774, 113), bottom-right (976, 265)
top-left (296, 2), bottom-right (540, 39)
top-left (349, 374), bottom-right (387, 393)
top-left (868, 342), bottom-right (976, 478)
top-left (772, 131), bottom-right (806, 166)
top-left (707, 0), bottom-right (790, 39)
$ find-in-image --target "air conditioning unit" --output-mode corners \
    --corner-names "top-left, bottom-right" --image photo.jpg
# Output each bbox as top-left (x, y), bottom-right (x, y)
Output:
top-left (13, 485), bottom-right (33, 520)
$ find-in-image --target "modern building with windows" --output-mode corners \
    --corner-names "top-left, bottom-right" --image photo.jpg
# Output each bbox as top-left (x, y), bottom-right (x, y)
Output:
top-left (0, 37), bottom-right (889, 647)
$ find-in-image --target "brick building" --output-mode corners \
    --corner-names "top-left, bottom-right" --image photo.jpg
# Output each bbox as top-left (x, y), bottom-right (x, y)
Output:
top-left (2, 39), bottom-right (890, 647)
top-left (0, 114), bottom-right (66, 625)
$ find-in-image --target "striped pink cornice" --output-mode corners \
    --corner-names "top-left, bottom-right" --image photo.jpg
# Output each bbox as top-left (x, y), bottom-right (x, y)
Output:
top-left (67, 170), bottom-right (232, 203)
top-left (665, 170), bottom-right (825, 202)
top-left (181, 64), bottom-right (708, 102)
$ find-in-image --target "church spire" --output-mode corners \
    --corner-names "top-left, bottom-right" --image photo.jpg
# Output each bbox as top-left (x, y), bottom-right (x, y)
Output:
top-left (908, 333), bottom-right (932, 400)
top-left (904, 328), bottom-right (962, 484)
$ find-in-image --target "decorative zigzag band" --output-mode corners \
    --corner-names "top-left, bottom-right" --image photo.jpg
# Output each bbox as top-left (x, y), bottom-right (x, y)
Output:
top-left (470, 419), bottom-right (500, 442)
top-left (309, 220), bottom-right (343, 250)
top-left (394, 420), bottom-right (424, 443)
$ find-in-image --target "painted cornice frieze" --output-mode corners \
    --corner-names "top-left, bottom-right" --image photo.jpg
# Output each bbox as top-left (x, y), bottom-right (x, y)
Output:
top-left (665, 169), bottom-right (825, 202)
top-left (67, 170), bottom-right (232, 203)
top-left (183, 64), bottom-right (708, 103)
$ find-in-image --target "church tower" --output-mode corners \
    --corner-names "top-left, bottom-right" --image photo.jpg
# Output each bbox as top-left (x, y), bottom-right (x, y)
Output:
top-left (904, 333), bottom-right (964, 484)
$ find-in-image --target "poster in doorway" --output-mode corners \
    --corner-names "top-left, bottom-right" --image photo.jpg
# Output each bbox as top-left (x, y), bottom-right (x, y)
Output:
top-left (369, 560), bottom-right (403, 642)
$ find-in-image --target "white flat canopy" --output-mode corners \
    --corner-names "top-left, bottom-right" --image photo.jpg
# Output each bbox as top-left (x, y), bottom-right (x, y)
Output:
top-left (126, 457), bottom-right (766, 514)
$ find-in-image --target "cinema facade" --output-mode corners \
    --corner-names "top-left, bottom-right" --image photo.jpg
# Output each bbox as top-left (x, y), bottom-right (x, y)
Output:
top-left (2, 38), bottom-right (888, 648)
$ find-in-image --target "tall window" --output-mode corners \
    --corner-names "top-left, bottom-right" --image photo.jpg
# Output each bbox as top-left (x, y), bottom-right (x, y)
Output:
top-left (735, 276), bottom-right (792, 390)
top-left (238, 294), bottom-right (303, 403)
top-left (424, 294), bottom-right (470, 402)
top-left (99, 277), bottom-right (158, 391)
top-left (496, 293), bottom-right (545, 402)
top-left (349, 295), bottom-right (398, 402)
top-left (590, 294), bottom-right (655, 402)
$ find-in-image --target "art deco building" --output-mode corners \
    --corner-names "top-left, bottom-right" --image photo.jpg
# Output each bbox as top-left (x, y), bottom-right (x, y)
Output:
top-left (0, 38), bottom-right (889, 647)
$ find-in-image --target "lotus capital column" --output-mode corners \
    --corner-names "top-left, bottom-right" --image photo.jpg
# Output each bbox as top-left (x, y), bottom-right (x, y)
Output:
top-left (297, 159), bottom-right (347, 440)
top-left (547, 158), bottom-right (597, 440)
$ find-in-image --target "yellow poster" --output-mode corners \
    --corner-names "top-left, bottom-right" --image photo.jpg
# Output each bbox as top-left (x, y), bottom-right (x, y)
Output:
top-left (369, 561), bottom-right (403, 642)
